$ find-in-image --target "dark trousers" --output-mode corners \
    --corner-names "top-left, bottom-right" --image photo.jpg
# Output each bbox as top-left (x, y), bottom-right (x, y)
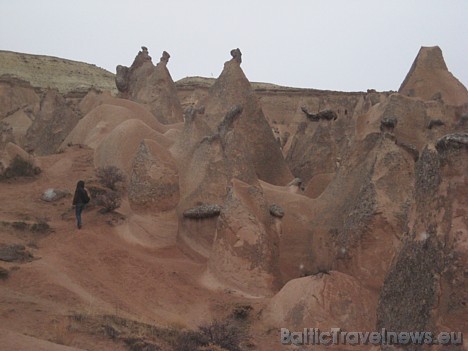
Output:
top-left (75, 204), bottom-right (85, 228)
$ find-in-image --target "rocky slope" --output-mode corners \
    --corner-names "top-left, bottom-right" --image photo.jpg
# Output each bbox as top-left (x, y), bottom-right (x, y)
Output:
top-left (0, 50), bottom-right (117, 94)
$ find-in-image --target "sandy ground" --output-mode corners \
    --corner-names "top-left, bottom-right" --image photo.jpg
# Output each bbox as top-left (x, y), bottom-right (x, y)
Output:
top-left (0, 146), bottom-right (278, 351)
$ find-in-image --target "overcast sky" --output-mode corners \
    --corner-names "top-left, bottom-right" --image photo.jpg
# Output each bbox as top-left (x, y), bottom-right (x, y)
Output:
top-left (1, 0), bottom-right (466, 92)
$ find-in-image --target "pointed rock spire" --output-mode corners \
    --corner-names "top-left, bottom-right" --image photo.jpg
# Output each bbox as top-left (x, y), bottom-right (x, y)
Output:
top-left (115, 47), bottom-right (183, 124)
top-left (194, 49), bottom-right (293, 185)
top-left (399, 46), bottom-right (468, 106)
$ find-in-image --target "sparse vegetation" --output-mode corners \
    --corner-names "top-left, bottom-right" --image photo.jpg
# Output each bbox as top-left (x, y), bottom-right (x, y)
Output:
top-left (123, 337), bottom-right (160, 351)
top-left (94, 166), bottom-right (126, 213)
top-left (96, 166), bottom-right (127, 191)
top-left (228, 304), bottom-right (253, 321)
top-left (12, 221), bottom-right (28, 231)
top-left (198, 318), bottom-right (244, 351)
top-left (0, 155), bottom-right (41, 180)
top-left (67, 308), bottom-right (251, 351)
top-left (68, 313), bottom-right (176, 350)
top-left (96, 190), bottom-right (122, 213)
top-left (4, 218), bottom-right (51, 235)
top-left (31, 219), bottom-right (51, 233)
top-left (0, 244), bottom-right (33, 262)
top-left (175, 309), bottom-right (251, 351)
top-left (0, 267), bottom-right (9, 280)
top-left (174, 329), bottom-right (208, 351)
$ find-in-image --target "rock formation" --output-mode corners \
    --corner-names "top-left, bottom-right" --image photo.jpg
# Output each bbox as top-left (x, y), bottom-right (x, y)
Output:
top-left (0, 76), bottom-right (40, 147)
top-left (129, 139), bottom-right (179, 212)
top-left (183, 48), bottom-right (293, 186)
top-left (174, 49), bottom-right (293, 259)
top-left (61, 100), bottom-right (166, 150)
top-left (399, 46), bottom-right (468, 106)
top-left (0, 45), bottom-right (467, 348)
top-left (116, 47), bottom-right (183, 124)
top-left (377, 138), bottom-right (467, 335)
top-left (263, 271), bottom-right (375, 331)
top-left (94, 119), bottom-right (169, 175)
top-left (207, 179), bottom-right (281, 296)
top-left (175, 105), bottom-right (259, 258)
top-left (25, 89), bottom-right (80, 155)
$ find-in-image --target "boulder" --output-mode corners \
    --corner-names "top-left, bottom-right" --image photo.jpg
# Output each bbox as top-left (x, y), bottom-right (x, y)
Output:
top-left (41, 188), bottom-right (70, 202)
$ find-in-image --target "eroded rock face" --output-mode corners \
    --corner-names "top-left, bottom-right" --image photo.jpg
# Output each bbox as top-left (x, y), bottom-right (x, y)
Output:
top-left (399, 46), bottom-right (468, 106)
top-left (129, 139), bottom-right (179, 212)
top-left (263, 271), bottom-right (376, 331)
top-left (175, 106), bottom-right (259, 258)
top-left (269, 133), bottom-right (416, 289)
top-left (0, 75), bottom-right (40, 119)
top-left (184, 49), bottom-right (293, 186)
top-left (377, 145), bottom-right (468, 335)
top-left (207, 179), bottom-right (281, 296)
top-left (173, 51), bottom-right (293, 258)
top-left (25, 89), bottom-right (80, 155)
top-left (61, 99), bottom-right (167, 150)
top-left (116, 47), bottom-right (183, 124)
top-left (0, 76), bottom-right (40, 149)
top-left (94, 119), bottom-right (168, 176)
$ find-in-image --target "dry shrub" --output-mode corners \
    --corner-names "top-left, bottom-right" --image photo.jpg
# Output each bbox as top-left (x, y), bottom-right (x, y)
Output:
top-left (12, 221), bottom-right (28, 231)
top-left (174, 329), bottom-right (208, 351)
top-left (175, 318), bottom-right (246, 351)
top-left (0, 267), bottom-right (9, 280)
top-left (96, 190), bottom-right (121, 213)
top-left (95, 166), bottom-right (126, 213)
top-left (1, 156), bottom-right (41, 179)
top-left (96, 166), bottom-right (126, 191)
top-left (31, 219), bottom-right (51, 233)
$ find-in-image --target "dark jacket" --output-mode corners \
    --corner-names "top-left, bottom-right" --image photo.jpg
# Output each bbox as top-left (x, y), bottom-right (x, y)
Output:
top-left (72, 181), bottom-right (90, 205)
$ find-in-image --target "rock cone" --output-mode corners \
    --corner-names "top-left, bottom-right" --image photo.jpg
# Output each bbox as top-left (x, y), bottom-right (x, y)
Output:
top-left (399, 46), bottom-right (468, 106)
top-left (116, 47), bottom-right (183, 124)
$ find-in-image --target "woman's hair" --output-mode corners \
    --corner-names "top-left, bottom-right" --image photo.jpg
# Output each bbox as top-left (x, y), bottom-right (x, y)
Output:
top-left (76, 180), bottom-right (85, 189)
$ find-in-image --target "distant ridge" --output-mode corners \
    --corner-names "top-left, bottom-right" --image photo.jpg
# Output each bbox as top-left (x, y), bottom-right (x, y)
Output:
top-left (0, 50), bottom-right (117, 94)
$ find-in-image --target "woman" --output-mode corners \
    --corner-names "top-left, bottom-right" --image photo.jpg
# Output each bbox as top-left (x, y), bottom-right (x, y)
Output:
top-left (72, 180), bottom-right (90, 229)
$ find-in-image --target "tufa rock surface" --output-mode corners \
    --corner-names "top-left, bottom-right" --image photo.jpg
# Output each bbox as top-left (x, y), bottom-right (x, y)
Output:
top-left (129, 139), bottom-right (179, 212)
top-left (207, 179), bottom-right (281, 296)
top-left (399, 46), bottom-right (468, 106)
top-left (116, 47), bottom-right (183, 124)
